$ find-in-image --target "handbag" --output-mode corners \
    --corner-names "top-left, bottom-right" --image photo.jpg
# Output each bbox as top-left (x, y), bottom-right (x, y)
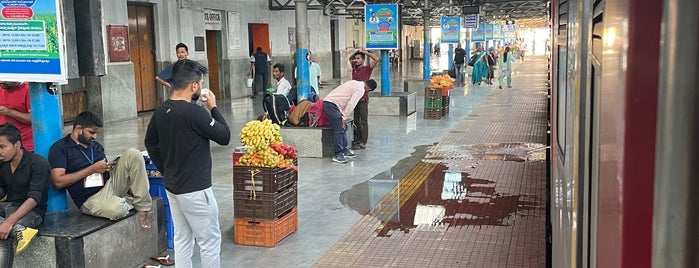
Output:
top-left (468, 54), bottom-right (477, 67)
top-left (447, 63), bottom-right (456, 78)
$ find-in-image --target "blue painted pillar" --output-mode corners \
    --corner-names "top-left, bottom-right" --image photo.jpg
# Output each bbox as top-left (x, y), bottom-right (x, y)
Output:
top-left (422, 6), bottom-right (431, 80)
top-left (295, 0), bottom-right (310, 102)
top-left (29, 83), bottom-right (68, 213)
top-left (448, 44), bottom-right (453, 69)
top-left (380, 50), bottom-right (390, 96)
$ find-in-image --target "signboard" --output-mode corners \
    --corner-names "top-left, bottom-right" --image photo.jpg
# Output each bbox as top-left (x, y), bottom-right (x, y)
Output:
top-left (227, 12), bottom-right (241, 49)
top-left (204, 9), bottom-right (222, 31)
top-left (471, 23), bottom-right (485, 41)
top-left (0, 0), bottom-right (66, 83)
top-left (485, 23), bottom-right (494, 39)
top-left (464, 14), bottom-right (478, 28)
top-left (106, 25), bottom-right (129, 62)
top-left (365, 4), bottom-right (398, 49)
top-left (440, 17), bottom-right (460, 44)
top-left (493, 24), bottom-right (501, 39)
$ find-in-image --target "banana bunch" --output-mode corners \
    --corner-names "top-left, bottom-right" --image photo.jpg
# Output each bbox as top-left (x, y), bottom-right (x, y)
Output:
top-left (239, 119), bottom-right (283, 147)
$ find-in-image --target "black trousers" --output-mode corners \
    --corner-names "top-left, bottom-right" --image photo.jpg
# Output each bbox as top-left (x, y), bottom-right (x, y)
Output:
top-left (353, 101), bottom-right (369, 144)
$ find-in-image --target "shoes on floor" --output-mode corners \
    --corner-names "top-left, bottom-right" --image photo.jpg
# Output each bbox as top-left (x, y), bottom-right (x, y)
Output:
top-left (342, 149), bottom-right (356, 158)
top-left (507, 85), bottom-right (512, 88)
top-left (15, 227), bottom-right (38, 254)
top-left (499, 86), bottom-right (502, 89)
top-left (332, 155), bottom-right (348, 163)
top-left (351, 144), bottom-right (366, 150)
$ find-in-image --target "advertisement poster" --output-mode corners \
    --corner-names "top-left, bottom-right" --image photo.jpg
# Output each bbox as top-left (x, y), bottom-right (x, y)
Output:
top-left (0, 0), bottom-right (66, 83)
top-left (440, 17), bottom-right (460, 44)
top-left (493, 24), bottom-right (501, 39)
top-left (485, 23), bottom-right (494, 39)
top-left (365, 4), bottom-right (398, 49)
top-left (471, 23), bottom-right (485, 41)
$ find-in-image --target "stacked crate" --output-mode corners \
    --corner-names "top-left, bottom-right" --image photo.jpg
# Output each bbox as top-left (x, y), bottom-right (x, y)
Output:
top-left (144, 156), bottom-right (175, 248)
top-left (425, 86), bottom-right (451, 119)
top-left (442, 87), bottom-right (450, 116)
top-left (232, 161), bottom-right (298, 247)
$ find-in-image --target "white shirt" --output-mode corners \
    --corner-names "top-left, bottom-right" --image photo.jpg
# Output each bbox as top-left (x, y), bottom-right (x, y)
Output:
top-left (274, 77), bottom-right (292, 96)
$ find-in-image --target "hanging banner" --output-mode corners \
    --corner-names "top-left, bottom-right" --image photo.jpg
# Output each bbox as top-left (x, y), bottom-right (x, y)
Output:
top-left (364, 4), bottom-right (398, 49)
top-left (485, 23), bottom-right (494, 39)
top-left (0, 0), bottom-right (66, 83)
top-left (493, 24), bottom-right (501, 39)
top-left (440, 17), bottom-right (460, 44)
top-left (471, 23), bottom-right (486, 41)
top-left (464, 14), bottom-right (478, 28)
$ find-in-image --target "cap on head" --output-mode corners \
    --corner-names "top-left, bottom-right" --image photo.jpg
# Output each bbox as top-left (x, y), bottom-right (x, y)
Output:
top-left (366, 79), bottom-right (377, 91)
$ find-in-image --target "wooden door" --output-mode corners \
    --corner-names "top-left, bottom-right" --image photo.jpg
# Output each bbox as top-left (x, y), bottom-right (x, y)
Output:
top-left (128, 5), bottom-right (157, 111)
top-left (249, 23), bottom-right (271, 56)
top-left (205, 30), bottom-right (221, 98)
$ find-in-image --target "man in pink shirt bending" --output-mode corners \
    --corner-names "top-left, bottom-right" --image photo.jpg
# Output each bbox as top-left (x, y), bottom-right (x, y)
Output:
top-left (322, 79), bottom-right (377, 163)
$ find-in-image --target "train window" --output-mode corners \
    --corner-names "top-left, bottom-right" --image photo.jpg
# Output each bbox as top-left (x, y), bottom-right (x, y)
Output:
top-left (592, 0), bottom-right (605, 59)
top-left (557, 46), bottom-right (568, 159)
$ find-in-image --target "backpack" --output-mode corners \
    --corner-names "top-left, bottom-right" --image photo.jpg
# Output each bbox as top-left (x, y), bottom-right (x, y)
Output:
top-left (308, 99), bottom-right (329, 127)
top-left (288, 100), bottom-right (312, 126)
top-left (262, 93), bottom-right (290, 125)
top-left (287, 86), bottom-right (319, 106)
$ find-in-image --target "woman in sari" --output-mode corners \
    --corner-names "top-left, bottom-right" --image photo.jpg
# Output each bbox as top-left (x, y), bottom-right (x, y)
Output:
top-left (470, 47), bottom-right (489, 85)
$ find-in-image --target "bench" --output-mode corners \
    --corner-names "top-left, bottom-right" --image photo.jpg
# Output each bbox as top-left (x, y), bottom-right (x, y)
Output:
top-left (280, 119), bottom-right (354, 158)
top-left (14, 198), bottom-right (166, 268)
top-left (367, 91), bottom-right (417, 116)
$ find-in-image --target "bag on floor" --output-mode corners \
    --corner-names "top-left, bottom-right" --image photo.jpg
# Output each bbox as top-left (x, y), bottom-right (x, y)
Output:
top-left (287, 86), bottom-right (319, 106)
top-left (288, 100), bottom-right (312, 126)
top-left (262, 93), bottom-right (291, 125)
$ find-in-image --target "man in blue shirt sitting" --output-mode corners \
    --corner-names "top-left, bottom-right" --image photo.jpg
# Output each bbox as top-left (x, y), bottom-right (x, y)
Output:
top-left (47, 111), bottom-right (152, 229)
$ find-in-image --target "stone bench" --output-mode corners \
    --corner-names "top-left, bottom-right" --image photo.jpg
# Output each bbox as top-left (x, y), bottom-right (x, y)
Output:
top-left (367, 91), bottom-right (416, 116)
top-left (280, 120), bottom-right (354, 158)
top-left (14, 198), bottom-right (165, 268)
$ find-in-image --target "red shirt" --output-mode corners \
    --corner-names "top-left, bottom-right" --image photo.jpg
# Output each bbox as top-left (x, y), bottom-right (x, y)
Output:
top-left (351, 65), bottom-right (374, 102)
top-left (0, 83), bottom-right (33, 151)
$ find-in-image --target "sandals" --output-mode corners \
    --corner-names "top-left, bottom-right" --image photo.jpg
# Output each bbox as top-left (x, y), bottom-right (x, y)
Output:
top-left (150, 254), bottom-right (175, 266)
top-left (144, 264), bottom-right (161, 268)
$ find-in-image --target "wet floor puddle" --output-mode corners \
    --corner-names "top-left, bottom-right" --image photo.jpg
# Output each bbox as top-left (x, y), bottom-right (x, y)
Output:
top-left (340, 143), bottom-right (543, 237)
top-left (424, 142), bottom-right (547, 163)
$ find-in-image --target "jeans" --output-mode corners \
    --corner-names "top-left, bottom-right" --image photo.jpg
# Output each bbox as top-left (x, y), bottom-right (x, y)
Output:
top-left (352, 101), bottom-right (368, 145)
top-left (454, 64), bottom-right (465, 85)
top-left (0, 202), bottom-right (43, 268)
top-left (322, 101), bottom-right (348, 156)
top-left (167, 187), bottom-right (221, 268)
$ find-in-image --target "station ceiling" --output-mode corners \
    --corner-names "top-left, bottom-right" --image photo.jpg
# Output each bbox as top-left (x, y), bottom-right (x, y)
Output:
top-left (269, 0), bottom-right (550, 28)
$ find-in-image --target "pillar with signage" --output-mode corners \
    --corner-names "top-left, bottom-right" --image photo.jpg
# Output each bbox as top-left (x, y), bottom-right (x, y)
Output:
top-left (0, 0), bottom-right (69, 213)
top-left (463, 14), bottom-right (478, 68)
top-left (365, 4), bottom-right (398, 96)
top-left (441, 17), bottom-right (460, 73)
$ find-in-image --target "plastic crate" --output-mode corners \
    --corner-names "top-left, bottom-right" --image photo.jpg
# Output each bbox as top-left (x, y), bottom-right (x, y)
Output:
top-left (148, 177), bottom-right (174, 248)
top-left (234, 184), bottom-right (297, 219)
top-left (441, 106), bottom-right (450, 116)
top-left (234, 207), bottom-right (298, 247)
top-left (424, 87), bottom-right (441, 98)
top-left (424, 108), bottom-right (442, 120)
top-left (442, 95), bottom-right (450, 107)
top-left (233, 160), bottom-right (298, 193)
top-left (424, 97), bottom-right (443, 109)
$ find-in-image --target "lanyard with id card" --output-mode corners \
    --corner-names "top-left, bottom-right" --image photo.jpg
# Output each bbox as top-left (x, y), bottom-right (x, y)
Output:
top-left (81, 147), bottom-right (105, 188)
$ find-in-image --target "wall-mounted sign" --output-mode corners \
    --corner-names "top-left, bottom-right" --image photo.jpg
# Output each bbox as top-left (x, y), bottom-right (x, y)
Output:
top-left (365, 4), bottom-right (398, 49)
top-left (107, 25), bottom-right (129, 62)
top-left (440, 17), bottom-right (460, 43)
top-left (464, 14), bottom-right (478, 28)
top-left (0, 0), bottom-right (66, 83)
top-left (204, 9), bottom-right (221, 31)
top-left (227, 11), bottom-right (240, 49)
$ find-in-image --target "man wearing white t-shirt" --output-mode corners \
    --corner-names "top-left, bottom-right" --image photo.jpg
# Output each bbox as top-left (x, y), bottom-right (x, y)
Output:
top-left (272, 63), bottom-right (291, 97)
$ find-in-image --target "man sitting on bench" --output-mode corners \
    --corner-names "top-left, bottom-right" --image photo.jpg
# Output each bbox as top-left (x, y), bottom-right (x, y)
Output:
top-left (47, 111), bottom-right (152, 229)
top-left (0, 123), bottom-right (49, 262)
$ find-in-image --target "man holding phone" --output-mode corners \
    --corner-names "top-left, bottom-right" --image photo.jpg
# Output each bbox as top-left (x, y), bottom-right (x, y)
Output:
top-left (47, 111), bottom-right (153, 229)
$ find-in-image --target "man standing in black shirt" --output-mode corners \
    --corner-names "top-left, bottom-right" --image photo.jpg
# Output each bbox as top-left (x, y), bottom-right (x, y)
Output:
top-left (145, 59), bottom-right (230, 268)
top-left (454, 43), bottom-right (467, 86)
top-left (155, 43), bottom-right (189, 89)
top-left (0, 123), bottom-right (49, 260)
top-left (246, 47), bottom-right (272, 98)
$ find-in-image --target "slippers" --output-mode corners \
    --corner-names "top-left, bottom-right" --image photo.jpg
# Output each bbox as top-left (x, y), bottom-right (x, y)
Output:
top-left (151, 254), bottom-right (175, 266)
top-left (144, 263), bottom-right (160, 268)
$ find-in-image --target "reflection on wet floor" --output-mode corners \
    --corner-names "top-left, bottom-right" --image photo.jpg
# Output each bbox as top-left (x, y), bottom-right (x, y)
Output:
top-left (341, 143), bottom-right (541, 238)
top-left (426, 142), bottom-right (548, 163)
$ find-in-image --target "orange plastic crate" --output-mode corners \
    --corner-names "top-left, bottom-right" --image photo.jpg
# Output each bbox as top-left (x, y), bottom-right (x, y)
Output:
top-left (234, 207), bottom-right (298, 247)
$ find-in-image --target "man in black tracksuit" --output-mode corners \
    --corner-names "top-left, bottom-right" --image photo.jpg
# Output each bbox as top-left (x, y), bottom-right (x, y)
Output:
top-left (246, 47), bottom-right (272, 98)
top-left (145, 59), bottom-right (230, 268)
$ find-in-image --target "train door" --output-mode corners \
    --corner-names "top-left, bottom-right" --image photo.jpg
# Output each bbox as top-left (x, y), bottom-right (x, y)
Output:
top-left (127, 4), bottom-right (157, 111)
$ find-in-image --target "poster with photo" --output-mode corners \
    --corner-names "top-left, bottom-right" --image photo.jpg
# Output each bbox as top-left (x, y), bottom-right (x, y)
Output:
top-left (364, 4), bottom-right (398, 49)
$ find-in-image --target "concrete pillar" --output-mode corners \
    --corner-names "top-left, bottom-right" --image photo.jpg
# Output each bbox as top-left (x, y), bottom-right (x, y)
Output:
top-left (422, 2), bottom-right (431, 80)
top-left (295, 0), bottom-right (310, 103)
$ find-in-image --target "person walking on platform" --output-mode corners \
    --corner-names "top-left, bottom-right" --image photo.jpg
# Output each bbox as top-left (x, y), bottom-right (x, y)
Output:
top-left (0, 81), bottom-right (33, 152)
top-left (247, 47), bottom-right (272, 98)
top-left (155, 43), bottom-right (189, 90)
top-left (498, 46), bottom-right (515, 89)
top-left (486, 48), bottom-right (497, 85)
top-left (0, 123), bottom-right (49, 259)
top-left (349, 48), bottom-right (379, 150)
top-left (323, 80), bottom-right (377, 163)
top-left (453, 44), bottom-right (466, 86)
top-left (471, 47), bottom-right (489, 85)
top-left (145, 59), bottom-right (231, 268)
top-left (48, 111), bottom-right (153, 228)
